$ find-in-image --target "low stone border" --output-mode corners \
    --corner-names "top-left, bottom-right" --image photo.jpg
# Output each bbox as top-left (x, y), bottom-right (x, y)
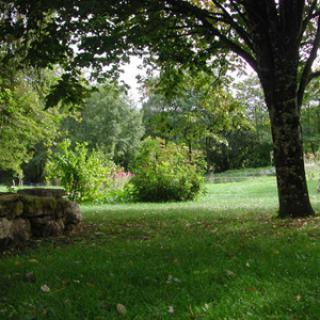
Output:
top-left (0, 189), bottom-right (81, 250)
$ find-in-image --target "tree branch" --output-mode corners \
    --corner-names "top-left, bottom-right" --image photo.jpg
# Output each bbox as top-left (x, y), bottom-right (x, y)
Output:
top-left (229, 0), bottom-right (249, 26)
top-left (164, 0), bottom-right (257, 71)
top-left (210, 0), bottom-right (255, 52)
top-left (210, 28), bottom-right (257, 71)
top-left (301, 0), bottom-right (318, 40)
top-left (307, 70), bottom-right (320, 83)
top-left (298, 17), bottom-right (320, 107)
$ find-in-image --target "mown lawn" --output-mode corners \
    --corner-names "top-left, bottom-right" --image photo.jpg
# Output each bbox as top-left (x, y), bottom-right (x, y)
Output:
top-left (1, 175), bottom-right (320, 319)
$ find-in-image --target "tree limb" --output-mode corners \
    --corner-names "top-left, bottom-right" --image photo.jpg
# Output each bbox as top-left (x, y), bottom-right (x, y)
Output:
top-left (229, 0), bottom-right (249, 26)
top-left (210, 28), bottom-right (257, 71)
top-left (301, 0), bottom-right (318, 41)
top-left (298, 17), bottom-right (320, 107)
top-left (307, 70), bottom-right (320, 83)
top-left (210, 0), bottom-right (255, 52)
top-left (164, 0), bottom-right (257, 71)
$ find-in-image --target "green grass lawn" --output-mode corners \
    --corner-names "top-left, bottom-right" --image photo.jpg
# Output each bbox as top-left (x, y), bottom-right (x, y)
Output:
top-left (1, 175), bottom-right (320, 319)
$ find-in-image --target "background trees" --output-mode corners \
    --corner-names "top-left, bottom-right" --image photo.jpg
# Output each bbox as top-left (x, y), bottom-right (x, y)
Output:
top-left (0, 68), bottom-right (68, 179)
top-left (301, 78), bottom-right (320, 157)
top-left (143, 70), bottom-right (249, 171)
top-left (64, 83), bottom-right (144, 170)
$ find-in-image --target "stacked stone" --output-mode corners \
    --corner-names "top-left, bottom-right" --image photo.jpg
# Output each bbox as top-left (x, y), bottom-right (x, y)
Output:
top-left (0, 189), bottom-right (81, 250)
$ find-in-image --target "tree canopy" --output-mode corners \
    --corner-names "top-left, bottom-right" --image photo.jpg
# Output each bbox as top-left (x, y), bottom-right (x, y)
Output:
top-left (3, 1), bottom-right (319, 92)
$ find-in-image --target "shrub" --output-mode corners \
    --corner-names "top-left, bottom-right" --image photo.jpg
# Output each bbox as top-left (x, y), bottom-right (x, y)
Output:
top-left (101, 183), bottom-right (136, 204)
top-left (99, 170), bottom-right (135, 204)
top-left (111, 170), bottom-right (134, 189)
top-left (129, 138), bottom-right (204, 202)
top-left (46, 139), bottom-right (115, 202)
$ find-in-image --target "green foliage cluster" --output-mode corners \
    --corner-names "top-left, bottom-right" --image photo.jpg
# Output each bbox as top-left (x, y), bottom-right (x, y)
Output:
top-left (46, 140), bottom-right (115, 202)
top-left (143, 71), bottom-right (251, 172)
top-left (101, 183), bottom-right (136, 204)
top-left (301, 79), bottom-right (320, 157)
top-left (130, 138), bottom-right (204, 202)
top-left (0, 72), bottom-right (66, 176)
top-left (210, 131), bottom-right (273, 172)
top-left (64, 83), bottom-right (144, 169)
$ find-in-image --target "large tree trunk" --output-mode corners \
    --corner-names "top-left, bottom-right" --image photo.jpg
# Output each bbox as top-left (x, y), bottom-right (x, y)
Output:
top-left (267, 91), bottom-right (314, 218)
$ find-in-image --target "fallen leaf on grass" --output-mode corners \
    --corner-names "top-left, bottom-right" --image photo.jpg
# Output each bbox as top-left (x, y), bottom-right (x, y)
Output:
top-left (166, 274), bottom-right (181, 284)
top-left (225, 270), bottom-right (236, 278)
top-left (40, 284), bottom-right (50, 293)
top-left (168, 306), bottom-right (174, 314)
top-left (116, 304), bottom-right (127, 315)
top-left (28, 259), bottom-right (39, 264)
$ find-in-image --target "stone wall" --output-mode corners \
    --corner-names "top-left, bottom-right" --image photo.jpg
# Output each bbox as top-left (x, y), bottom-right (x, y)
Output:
top-left (0, 189), bottom-right (81, 250)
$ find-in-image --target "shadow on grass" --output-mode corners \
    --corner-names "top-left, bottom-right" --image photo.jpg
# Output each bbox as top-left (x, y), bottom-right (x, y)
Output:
top-left (1, 207), bottom-right (320, 319)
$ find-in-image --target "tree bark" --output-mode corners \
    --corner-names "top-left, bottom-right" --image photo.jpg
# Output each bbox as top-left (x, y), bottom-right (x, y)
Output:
top-left (267, 93), bottom-right (314, 218)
